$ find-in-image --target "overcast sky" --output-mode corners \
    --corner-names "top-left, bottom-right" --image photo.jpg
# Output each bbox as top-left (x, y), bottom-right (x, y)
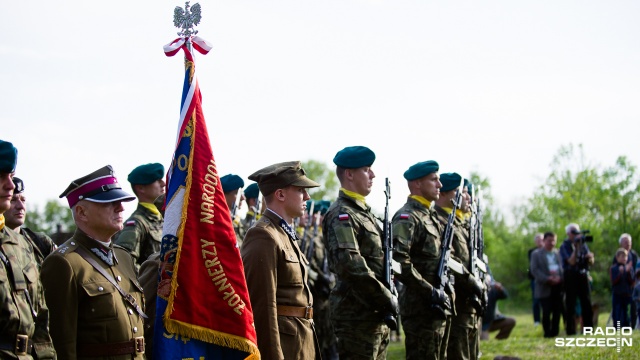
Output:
top-left (2, 1), bottom-right (639, 222)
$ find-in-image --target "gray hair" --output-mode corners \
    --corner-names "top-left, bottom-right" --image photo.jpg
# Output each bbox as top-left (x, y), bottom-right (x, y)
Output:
top-left (619, 233), bottom-right (632, 244)
top-left (565, 223), bottom-right (580, 234)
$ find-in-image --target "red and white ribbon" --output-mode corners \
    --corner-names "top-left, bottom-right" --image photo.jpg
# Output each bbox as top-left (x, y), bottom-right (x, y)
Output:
top-left (163, 36), bottom-right (212, 57)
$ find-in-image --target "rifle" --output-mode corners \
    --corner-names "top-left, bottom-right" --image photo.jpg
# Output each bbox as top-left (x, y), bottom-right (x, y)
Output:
top-left (248, 193), bottom-right (262, 227)
top-left (306, 207), bottom-right (321, 261)
top-left (468, 184), bottom-right (487, 313)
top-left (231, 187), bottom-right (243, 221)
top-left (382, 178), bottom-right (398, 330)
top-left (433, 177), bottom-right (464, 318)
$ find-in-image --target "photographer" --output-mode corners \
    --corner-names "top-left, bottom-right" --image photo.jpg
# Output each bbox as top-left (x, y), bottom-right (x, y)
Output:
top-left (559, 223), bottom-right (594, 335)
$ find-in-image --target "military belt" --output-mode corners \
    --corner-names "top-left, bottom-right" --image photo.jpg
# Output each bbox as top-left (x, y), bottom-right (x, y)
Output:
top-left (277, 305), bottom-right (314, 319)
top-left (77, 337), bottom-right (145, 357)
top-left (0, 334), bottom-right (32, 356)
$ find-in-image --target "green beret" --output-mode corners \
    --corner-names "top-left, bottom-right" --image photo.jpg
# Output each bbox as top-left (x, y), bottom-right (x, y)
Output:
top-left (221, 174), bottom-right (244, 193)
top-left (243, 182), bottom-right (259, 199)
top-left (466, 181), bottom-right (473, 196)
top-left (333, 146), bottom-right (375, 169)
top-left (0, 140), bottom-right (18, 173)
top-left (315, 200), bottom-right (331, 215)
top-left (440, 172), bottom-right (463, 192)
top-left (249, 161), bottom-right (319, 196)
top-left (403, 160), bottom-right (439, 181)
top-left (128, 163), bottom-right (165, 185)
top-left (12, 177), bottom-right (24, 194)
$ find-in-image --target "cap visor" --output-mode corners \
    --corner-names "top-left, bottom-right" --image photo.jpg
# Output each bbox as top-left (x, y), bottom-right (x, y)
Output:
top-left (84, 189), bottom-right (136, 204)
top-left (291, 177), bottom-right (320, 188)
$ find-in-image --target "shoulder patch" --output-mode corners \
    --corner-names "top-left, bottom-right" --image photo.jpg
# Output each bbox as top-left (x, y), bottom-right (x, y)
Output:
top-left (338, 214), bottom-right (349, 221)
top-left (125, 220), bottom-right (136, 227)
top-left (399, 213), bottom-right (410, 219)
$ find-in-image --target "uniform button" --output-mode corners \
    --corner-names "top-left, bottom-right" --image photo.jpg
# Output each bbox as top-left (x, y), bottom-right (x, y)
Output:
top-left (128, 309), bottom-right (133, 315)
top-left (98, 286), bottom-right (104, 291)
top-left (133, 327), bottom-right (138, 333)
top-left (117, 275), bottom-right (122, 282)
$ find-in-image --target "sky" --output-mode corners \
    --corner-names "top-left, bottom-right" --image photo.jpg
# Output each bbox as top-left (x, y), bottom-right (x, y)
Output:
top-left (2, 1), bottom-right (640, 223)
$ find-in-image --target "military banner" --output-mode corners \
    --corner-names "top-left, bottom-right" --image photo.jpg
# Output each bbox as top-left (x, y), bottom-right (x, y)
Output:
top-left (153, 4), bottom-right (259, 359)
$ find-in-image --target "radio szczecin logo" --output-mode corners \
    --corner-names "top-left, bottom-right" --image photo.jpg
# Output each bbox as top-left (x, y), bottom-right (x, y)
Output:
top-left (555, 323), bottom-right (633, 352)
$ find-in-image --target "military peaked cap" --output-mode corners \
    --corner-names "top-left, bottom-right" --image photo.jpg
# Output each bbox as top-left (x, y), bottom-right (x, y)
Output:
top-left (60, 165), bottom-right (136, 208)
top-left (439, 172), bottom-right (463, 192)
top-left (243, 182), bottom-right (260, 199)
top-left (333, 146), bottom-right (376, 169)
top-left (0, 140), bottom-right (17, 173)
top-left (220, 174), bottom-right (245, 193)
top-left (128, 163), bottom-right (165, 185)
top-left (249, 161), bottom-right (319, 196)
top-left (403, 160), bottom-right (439, 181)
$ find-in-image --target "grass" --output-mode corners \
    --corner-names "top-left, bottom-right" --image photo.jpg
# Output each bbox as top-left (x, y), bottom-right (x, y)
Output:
top-left (387, 310), bottom-right (640, 359)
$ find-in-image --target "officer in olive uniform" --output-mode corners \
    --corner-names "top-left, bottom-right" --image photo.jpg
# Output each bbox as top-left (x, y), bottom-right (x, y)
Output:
top-left (392, 161), bottom-right (453, 360)
top-left (41, 165), bottom-right (147, 359)
top-left (241, 161), bottom-right (319, 360)
top-left (114, 163), bottom-right (165, 271)
top-left (434, 173), bottom-right (483, 360)
top-left (221, 174), bottom-right (245, 247)
top-left (0, 140), bottom-right (56, 359)
top-left (322, 146), bottom-right (399, 360)
top-left (4, 177), bottom-right (57, 267)
top-left (242, 182), bottom-right (262, 230)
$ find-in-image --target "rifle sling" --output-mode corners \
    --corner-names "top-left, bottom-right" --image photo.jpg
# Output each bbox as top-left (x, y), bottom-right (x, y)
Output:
top-left (75, 246), bottom-right (147, 319)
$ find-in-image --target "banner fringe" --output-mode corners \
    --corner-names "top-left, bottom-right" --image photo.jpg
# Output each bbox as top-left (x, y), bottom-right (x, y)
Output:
top-left (165, 319), bottom-right (260, 358)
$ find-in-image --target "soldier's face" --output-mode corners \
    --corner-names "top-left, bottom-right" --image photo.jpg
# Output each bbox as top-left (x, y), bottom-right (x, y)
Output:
top-left (350, 166), bottom-right (375, 196)
top-left (419, 172), bottom-right (441, 201)
top-left (5, 192), bottom-right (26, 229)
top-left (80, 200), bottom-right (126, 237)
top-left (0, 172), bottom-right (16, 213)
top-left (283, 186), bottom-right (310, 219)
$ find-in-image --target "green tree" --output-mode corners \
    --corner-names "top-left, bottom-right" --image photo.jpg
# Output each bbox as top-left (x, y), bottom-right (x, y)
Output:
top-left (25, 199), bottom-right (76, 235)
top-left (302, 159), bottom-right (338, 201)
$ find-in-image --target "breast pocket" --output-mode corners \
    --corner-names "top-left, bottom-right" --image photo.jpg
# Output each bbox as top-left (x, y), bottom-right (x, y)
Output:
top-left (81, 280), bottom-right (118, 320)
top-left (421, 224), bottom-right (441, 258)
top-left (359, 221), bottom-right (384, 260)
top-left (280, 249), bottom-right (303, 285)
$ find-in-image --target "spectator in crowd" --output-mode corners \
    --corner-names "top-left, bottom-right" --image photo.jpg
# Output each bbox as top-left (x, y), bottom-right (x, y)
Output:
top-left (612, 233), bottom-right (638, 328)
top-left (528, 233), bottom-right (544, 327)
top-left (559, 223), bottom-right (594, 335)
top-left (481, 263), bottom-right (516, 340)
top-left (611, 248), bottom-right (634, 327)
top-left (530, 231), bottom-right (564, 338)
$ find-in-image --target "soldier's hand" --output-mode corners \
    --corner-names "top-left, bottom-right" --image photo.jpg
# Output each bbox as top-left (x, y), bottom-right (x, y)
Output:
top-left (468, 274), bottom-right (484, 297)
top-left (431, 288), bottom-right (451, 310)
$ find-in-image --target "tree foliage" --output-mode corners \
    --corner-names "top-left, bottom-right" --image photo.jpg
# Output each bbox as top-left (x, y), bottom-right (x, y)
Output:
top-left (24, 199), bottom-right (75, 236)
top-left (302, 159), bottom-right (338, 201)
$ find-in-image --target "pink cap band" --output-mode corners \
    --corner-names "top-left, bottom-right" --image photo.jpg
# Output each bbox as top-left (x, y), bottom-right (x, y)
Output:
top-left (66, 176), bottom-right (118, 207)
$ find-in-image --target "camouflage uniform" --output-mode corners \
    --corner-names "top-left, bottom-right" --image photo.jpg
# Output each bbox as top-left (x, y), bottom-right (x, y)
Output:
top-left (322, 190), bottom-right (394, 359)
top-left (233, 215), bottom-right (246, 248)
top-left (41, 229), bottom-right (146, 359)
top-left (19, 227), bottom-right (56, 268)
top-left (115, 203), bottom-right (163, 271)
top-left (434, 205), bottom-right (479, 360)
top-left (299, 226), bottom-right (338, 360)
top-left (0, 225), bottom-right (56, 359)
top-left (392, 197), bottom-right (450, 360)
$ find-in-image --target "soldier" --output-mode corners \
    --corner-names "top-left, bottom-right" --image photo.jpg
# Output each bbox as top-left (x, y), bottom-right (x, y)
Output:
top-left (114, 163), bottom-right (165, 271)
top-left (221, 174), bottom-right (245, 246)
top-left (392, 160), bottom-right (452, 360)
top-left (322, 146), bottom-right (398, 359)
top-left (241, 161), bottom-right (319, 359)
top-left (4, 177), bottom-right (57, 267)
top-left (434, 173), bottom-right (483, 360)
top-left (242, 182), bottom-right (262, 229)
top-left (41, 165), bottom-right (146, 359)
top-left (0, 140), bottom-right (56, 359)
top-left (299, 200), bottom-right (338, 360)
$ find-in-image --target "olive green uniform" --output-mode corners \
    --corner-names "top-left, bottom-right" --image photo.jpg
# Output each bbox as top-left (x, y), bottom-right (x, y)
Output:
top-left (115, 203), bottom-right (163, 271)
top-left (392, 197), bottom-right (450, 360)
top-left (41, 229), bottom-right (146, 359)
top-left (241, 210), bottom-right (316, 360)
top-left (19, 227), bottom-right (56, 268)
top-left (434, 205), bottom-right (479, 360)
top-left (322, 190), bottom-right (393, 359)
top-left (0, 226), bottom-right (56, 359)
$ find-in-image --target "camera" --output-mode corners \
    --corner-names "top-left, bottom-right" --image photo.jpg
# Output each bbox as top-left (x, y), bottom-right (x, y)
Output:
top-left (575, 230), bottom-right (593, 244)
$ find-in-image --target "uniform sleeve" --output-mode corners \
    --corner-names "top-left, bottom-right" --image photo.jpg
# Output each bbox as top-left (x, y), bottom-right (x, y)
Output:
top-left (114, 221), bottom-right (142, 262)
top-left (241, 226), bottom-right (282, 360)
top-left (41, 254), bottom-right (78, 359)
top-left (392, 214), bottom-right (433, 294)
top-left (325, 211), bottom-right (392, 311)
